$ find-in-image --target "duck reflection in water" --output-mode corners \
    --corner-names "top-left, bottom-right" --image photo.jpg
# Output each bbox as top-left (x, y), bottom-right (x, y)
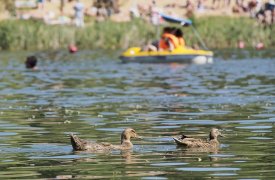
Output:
top-left (166, 149), bottom-right (220, 163)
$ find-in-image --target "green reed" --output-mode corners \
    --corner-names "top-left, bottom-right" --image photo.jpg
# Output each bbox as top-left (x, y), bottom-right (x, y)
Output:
top-left (0, 17), bottom-right (273, 51)
top-left (185, 16), bottom-right (275, 49)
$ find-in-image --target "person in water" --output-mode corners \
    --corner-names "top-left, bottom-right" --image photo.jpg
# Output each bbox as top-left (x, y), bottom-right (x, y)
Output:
top-left (25, 56), bottom-right (38, 70)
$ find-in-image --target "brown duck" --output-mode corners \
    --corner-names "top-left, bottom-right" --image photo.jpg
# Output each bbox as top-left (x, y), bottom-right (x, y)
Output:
top-left (70, 128), bottom-right (140, 152)
top-left (173, 128), bottom-right (223, 149)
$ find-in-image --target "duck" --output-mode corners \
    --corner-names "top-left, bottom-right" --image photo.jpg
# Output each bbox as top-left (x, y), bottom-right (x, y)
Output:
top-left (173, 128), bottom-right (223, 149)
top-left (70, 128), bottom-right (140, 152)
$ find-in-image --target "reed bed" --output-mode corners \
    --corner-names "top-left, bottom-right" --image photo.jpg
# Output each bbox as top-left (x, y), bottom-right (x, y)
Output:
top-left (0, 17), bottom-right (274, 51)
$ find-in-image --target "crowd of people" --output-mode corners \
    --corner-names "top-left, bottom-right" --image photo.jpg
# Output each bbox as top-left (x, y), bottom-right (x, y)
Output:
top-left (232, 0), bottom-right (275, 25)
top-left (13, 0), bottom-right (275, 26)
top-left (191, 0), bottom-right (275, 25)
top-left (16, 0), bottom-right (119, 27)
top-left (255, 1), bottom-right (275, 25)
top-left (130, 0), bottom-right (274, 26)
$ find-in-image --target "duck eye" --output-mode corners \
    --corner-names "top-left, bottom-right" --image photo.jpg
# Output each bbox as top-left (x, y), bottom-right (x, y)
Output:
top-left (131, 130), bottom-right (136, 133)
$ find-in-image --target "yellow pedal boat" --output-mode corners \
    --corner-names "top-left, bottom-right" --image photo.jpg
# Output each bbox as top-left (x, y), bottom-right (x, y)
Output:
top-left (120, 47), bottom-right (214, 64)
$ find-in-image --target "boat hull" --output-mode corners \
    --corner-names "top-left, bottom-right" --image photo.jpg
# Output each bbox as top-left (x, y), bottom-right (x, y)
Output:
top-left (120, 47), bottom-right (214, 64)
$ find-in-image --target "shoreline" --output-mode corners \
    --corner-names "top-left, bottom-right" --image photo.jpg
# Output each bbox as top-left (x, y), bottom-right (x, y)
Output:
top-left (0, 16), bottom-right (274, 51)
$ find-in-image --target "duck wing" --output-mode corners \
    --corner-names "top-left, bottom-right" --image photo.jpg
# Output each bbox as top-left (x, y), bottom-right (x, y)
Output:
top-left (173, 134), bottom-right (204, 147)
top-left (84, 142), bottom-right (113, 152)
top-left (100, 142), bottom-right (112, 146)
top-left (70, 134), bottom-right (88, 151)
top-left (173, 137), bottom-right (186, 146)
top-left (70, 134), bottom-right (115, 151)
top-left (173, 134), bottom-right (195, 145)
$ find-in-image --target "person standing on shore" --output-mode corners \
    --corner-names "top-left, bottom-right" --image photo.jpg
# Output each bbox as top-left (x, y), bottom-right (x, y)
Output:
top-left (149, 0), bottom-right (161, 25)
top-left (74, 0), bottom-right (85, 27)
top-left (37, 0), bottom-right (45, 10)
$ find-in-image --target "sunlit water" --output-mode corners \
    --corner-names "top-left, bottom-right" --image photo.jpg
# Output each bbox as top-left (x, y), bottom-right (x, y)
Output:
top-left (0, 50), bottom-right (274, 179)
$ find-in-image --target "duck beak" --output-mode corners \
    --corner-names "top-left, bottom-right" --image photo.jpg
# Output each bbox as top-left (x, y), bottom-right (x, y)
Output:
top-left (218, 129), bottom-right (225, 137)
top-left (135, 134), bottom-right (143, 139)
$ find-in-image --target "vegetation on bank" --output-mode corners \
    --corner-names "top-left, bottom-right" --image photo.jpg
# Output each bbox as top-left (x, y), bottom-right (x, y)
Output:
top-left (0, 0), bottom-right (15, 16)
top-left (0, 16), bottom-right (274, 51)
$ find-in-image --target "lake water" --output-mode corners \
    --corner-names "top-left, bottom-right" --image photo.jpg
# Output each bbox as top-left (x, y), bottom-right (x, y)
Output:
top-left (0, 50), bottom-right (274, 179)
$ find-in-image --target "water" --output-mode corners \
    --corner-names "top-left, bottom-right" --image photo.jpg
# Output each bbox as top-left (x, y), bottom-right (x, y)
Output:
top-left (0, 50), bottom-right (274, 179)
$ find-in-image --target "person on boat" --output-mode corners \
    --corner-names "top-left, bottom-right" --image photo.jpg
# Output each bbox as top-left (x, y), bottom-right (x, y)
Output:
top-left (174, 28), bottom-right (185, 47)
top-left (143, 40), bottom-right (158, 51)
top-left (143, 26), bottom-right (179, 51)
top-left (158, 26), bottom-right (179, 51)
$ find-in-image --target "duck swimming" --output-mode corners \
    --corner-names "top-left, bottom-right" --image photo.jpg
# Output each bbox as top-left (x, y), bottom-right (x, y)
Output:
top-left (70, 128), bottom-right (140, 152)
top-left (173, 128), bottom-right (223, 149)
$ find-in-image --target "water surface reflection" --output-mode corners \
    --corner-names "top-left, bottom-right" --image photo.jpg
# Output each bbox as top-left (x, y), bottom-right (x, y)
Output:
top-left (0, 50), bottom-right (274, 179)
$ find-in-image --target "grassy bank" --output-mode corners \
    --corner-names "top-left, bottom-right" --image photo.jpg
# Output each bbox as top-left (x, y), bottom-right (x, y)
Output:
top-left (0, 17), bottom-right (274, 51)
top-left (188, 16), bottom-right (275, 49)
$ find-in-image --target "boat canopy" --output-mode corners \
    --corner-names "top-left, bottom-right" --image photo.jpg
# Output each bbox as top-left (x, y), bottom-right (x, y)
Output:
top-left (159, 13), bottom-right (208, 49)
top-left (159, 13), bottom-right (192, 26)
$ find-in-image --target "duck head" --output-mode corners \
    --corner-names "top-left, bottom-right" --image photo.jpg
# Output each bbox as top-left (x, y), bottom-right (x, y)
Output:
top-left (209, 128), bottom-right (223, 140)
top-left (120, 128), bottom-right (139, 144)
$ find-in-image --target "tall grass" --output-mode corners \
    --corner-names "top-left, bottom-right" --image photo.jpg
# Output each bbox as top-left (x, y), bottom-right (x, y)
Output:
top-left (186, 16), bottom-right (275, 49)
top-left (0, 17), bottom-right (274, 51)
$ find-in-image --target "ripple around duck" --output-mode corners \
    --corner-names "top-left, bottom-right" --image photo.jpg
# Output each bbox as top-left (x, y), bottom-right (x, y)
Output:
top-left (210, 173), bottom-right (238, 176)
top-left (135, 145), bottom-right (177, 153)
top-left (176, 167), bottom-right (241, 172)
top-left (236, 125), bottom-right (272, 129)
top-left (96, 127), bottom-right (126, 132)
top-left (29, 154), bottom-right (84, 159)
top-left (142, 177), bottom-right (168, 180)
top-left (251, 130), bottom-right (272, 133)
top-left (151, 125), bottom-right (181, 129)
top-left (0, 132), bottom-right (17, 136)
top-left (161, 120), bottom-right (225, 125)
top-left (208, 154), bottom-right (235, 158)
top-left (246, 137), bottom-right (273, 140)
top-left (151, 162), bottom-right (189, 166)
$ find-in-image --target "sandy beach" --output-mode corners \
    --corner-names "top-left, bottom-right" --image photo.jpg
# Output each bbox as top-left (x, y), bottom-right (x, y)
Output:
top-left (2, 0), bottom-right (272, 22)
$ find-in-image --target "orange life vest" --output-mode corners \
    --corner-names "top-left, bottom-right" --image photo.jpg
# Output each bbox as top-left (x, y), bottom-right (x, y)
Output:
top-left (159, 33), bottom-right (179, 50)
top-left (178, 37), bottom-right (185, 47)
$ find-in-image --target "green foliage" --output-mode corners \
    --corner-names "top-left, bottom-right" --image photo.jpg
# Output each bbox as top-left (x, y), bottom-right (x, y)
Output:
top-left (184, 16), bottom-right (275, 49)
top-left (0, 17), bottom-right (274, 51)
